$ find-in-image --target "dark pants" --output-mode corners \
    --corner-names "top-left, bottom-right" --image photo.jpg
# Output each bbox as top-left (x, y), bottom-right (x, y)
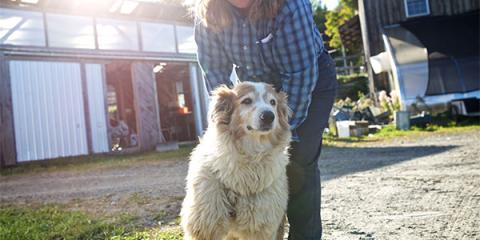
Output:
top-left (287, 50), bottom-right (337, 240)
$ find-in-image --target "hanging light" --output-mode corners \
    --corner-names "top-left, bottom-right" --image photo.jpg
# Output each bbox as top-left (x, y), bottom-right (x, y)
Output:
top-left (153, 62), bottom-right (167, 73)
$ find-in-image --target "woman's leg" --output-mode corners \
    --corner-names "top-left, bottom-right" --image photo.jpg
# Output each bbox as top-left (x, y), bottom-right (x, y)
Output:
top-left (287, 52), bottom-right (337, 240)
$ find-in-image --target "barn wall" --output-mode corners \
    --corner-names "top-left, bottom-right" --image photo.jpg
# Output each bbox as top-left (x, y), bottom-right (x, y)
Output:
top-left (361, 0), bottom-right (480, 90)
top-left (0, 56), bottom-right (16, 167)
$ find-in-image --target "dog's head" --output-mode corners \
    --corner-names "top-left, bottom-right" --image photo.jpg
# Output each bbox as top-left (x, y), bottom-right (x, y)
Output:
top-left (209, 82), bottom-right (290, 142)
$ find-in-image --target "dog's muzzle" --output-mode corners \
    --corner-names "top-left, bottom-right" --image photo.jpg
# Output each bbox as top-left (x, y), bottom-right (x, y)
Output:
top-left (259, 110), bottom-right (275, 131)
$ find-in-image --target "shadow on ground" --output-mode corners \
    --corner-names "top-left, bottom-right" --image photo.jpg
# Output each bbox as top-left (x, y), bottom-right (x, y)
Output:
top-left (319, 145), bottom-right (457, 181)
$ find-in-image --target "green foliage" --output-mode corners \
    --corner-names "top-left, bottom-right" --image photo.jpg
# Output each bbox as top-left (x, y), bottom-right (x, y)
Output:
top-left (336, 74), bottom-right (369, 101)
top-left (312, 2), bottom-right (329, 35)
top-left (334, 91), bottom-right (374, 112)
top-left (336, 73), bottom-right (368, 83)
top-left (324, 0), bottom-right (357, 49)
top-left (378, 90), bottom-right (401, 114)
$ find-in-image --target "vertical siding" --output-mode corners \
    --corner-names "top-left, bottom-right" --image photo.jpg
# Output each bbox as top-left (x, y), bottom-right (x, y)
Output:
top-left (10, 61), bottom-right (88, 161)
top-left (85, 64), bottom-right (109, 153)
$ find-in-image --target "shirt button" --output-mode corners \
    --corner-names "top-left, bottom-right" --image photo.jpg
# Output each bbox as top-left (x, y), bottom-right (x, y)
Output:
top-left (242, 23), bottom-right (247, 28)
top-left (243, 45), bottom-right (248, 50)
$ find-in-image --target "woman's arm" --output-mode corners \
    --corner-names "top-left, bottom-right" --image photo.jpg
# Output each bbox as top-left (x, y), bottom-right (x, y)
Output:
top-left (195, 22), bottom-right (234, 93)
top-left (274, 0), bottom-right (322, 138)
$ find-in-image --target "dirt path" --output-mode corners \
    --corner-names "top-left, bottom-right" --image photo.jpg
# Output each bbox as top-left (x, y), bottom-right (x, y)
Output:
top-left (1, 130), bottom-right (479, 238)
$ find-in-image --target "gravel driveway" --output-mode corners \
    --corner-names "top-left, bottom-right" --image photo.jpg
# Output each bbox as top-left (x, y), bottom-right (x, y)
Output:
top-left (1, 130), bottom-right (479, 239)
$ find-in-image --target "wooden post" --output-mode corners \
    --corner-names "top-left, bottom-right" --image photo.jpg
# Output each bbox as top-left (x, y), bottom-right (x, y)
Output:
top-left (358, 0), bottom-right (376, 98)
top-left (0, 55), bottom-right (17, 167)
top-left (131, 62), bottom-right (162, 150)
top-left (341, 46), bottom-right (348, 73)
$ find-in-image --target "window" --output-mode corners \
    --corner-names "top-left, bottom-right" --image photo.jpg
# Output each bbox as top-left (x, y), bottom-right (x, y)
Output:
top-left (0, 8), bottom-right (45, 46)
top-left (404, 0), bottom-right (430, 18)
top-left (96, 18), bottom-right (139, 50)
top-left (47, 14), bottom-right (95, 49)
top-left (140, 22), bottom-right (176, 52)
top-left (176, 25), bottom-right (196, 54)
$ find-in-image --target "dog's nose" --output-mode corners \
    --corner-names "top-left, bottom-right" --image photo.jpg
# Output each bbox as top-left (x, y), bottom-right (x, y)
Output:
top-left (260, 111), bottom-right (275, 125)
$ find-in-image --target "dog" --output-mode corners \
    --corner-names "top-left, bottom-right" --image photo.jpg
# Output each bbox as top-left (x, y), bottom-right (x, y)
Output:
top-left (181, 82), bottom-right (291, 240)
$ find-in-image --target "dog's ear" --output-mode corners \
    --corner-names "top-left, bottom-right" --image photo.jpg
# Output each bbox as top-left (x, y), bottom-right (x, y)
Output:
top-left (210, 85), bottom-right (236, 126)
top-left (275, 91), bottom-right (291, 131)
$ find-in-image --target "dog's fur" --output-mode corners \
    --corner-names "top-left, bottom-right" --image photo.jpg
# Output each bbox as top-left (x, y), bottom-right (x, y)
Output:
top-left (181, 82), bottom-right (291, 240)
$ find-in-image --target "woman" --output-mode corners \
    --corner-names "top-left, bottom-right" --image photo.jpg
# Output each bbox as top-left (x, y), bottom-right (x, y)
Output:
top-left (191, 0), bottom-right (337, 238)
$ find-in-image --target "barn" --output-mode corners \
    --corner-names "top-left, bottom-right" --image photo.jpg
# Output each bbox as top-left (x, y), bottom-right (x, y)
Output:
top-left (0, 0), bottom-right (210, 167)
top-left (357, 0), bottom-right (479, 113)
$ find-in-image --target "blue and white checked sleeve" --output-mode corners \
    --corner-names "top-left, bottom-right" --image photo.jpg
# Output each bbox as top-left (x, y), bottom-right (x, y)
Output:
top-left (274, 0), bottom-right (319, 132)
top-left (194, 22), bottom-right (234, 93)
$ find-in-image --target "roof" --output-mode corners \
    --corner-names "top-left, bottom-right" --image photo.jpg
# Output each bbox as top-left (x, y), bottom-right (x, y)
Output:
top-left (0, 0), bottom-right (193, 23)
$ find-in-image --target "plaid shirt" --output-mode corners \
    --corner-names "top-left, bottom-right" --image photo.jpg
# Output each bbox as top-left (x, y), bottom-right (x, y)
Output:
top-left (195, 0), bottom-right (325, 139)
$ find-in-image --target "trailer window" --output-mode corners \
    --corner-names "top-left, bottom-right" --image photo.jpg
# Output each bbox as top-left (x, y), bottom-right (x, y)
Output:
top-left (404, 0), bottom-right (430, 18)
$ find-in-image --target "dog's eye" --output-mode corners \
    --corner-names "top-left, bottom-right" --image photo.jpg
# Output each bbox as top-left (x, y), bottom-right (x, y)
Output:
top-left (241, 98), bottom-right (252, 105)
top-left (270, 99), bottom-right (276, 106)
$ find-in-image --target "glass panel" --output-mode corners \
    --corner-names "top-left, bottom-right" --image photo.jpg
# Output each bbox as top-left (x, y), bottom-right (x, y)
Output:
top-left (97, 18), bottom-right (138, 50)
top-left (141, 22), bottom-right (176, 52)
top-left (0, 8), bottom-right (45, 46)
top-left (176, 25), bottom-right (196, 54)
top-left (47, 13), bottom-right (95, 49)
top-left (406, 0), bottom-right (428, 16)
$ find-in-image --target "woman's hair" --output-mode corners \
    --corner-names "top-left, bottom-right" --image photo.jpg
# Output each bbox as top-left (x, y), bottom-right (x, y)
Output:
top-left (187, 0), bottom-right (284, 31)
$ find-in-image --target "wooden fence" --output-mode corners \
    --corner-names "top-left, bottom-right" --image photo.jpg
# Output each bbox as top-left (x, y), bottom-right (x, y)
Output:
top-left (331, 48), bottom-right (367, 76)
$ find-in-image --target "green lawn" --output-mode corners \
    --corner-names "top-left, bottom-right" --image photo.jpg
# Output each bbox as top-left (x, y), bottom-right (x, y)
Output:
top-left (323, 120), bottom-right (480, 146)
top-left (0, 205), bottom-right (183, 240)
top-left (0, 145), bottom-right (194, 176)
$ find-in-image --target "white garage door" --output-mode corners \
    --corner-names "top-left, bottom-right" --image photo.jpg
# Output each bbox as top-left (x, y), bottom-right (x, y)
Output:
top-left (10, 60), bottom-right (88, 161)
top-left (85, 64), bottom-right (109, 153)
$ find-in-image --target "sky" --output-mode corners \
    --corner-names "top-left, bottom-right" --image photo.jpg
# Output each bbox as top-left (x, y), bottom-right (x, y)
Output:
top-left (319, 0), bottom-right (340, 10)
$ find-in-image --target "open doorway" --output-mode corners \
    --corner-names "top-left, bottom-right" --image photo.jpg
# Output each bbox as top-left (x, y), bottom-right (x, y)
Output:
top-left (105, 61), bottom-right (139, 151)
top-left (155, 62), bottom-right (196, 143)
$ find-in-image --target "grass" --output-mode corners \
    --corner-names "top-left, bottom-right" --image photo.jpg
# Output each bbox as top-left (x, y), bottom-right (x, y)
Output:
top-left (323, 119), bottom-right (480, 146)
top-left (0, 205), bottom-right (183, 240)
top-left (0, 144), bottom-right (195, 176)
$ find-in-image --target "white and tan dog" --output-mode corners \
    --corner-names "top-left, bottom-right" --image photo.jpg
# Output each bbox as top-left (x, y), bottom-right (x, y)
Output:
top-left (181, 82), bottom-right (291, 240)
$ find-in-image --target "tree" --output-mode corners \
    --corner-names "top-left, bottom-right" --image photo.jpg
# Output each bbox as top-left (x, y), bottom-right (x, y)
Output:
top-left (312, 2), bottom-right (328, 33)
top-left (324, 0), bottom-right (357, 50)
top-left (311, 2), bottom-right (330, 46)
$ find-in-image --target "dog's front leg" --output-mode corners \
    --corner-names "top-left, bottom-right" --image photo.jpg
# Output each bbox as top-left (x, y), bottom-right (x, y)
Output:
top-left (181, 177), bottom-right (231, 240)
